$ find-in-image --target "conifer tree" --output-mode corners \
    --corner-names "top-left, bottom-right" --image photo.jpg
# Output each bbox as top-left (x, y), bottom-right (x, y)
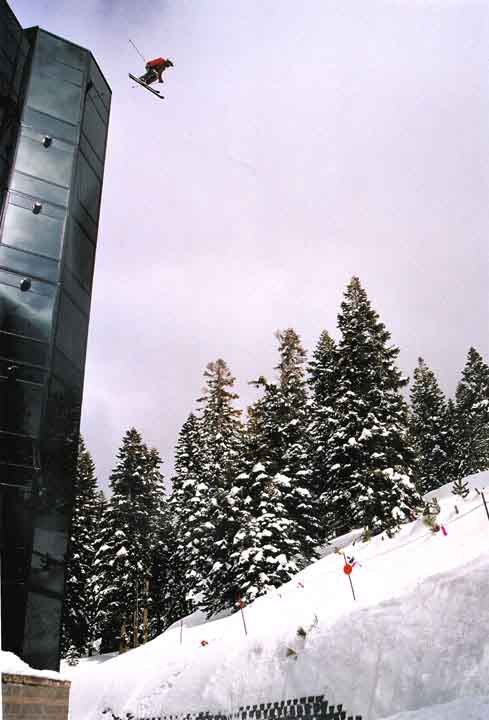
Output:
top-left (308, 330), bottom-right (339, 533)
top-left (195, 360), bottom-right (244, 616)
top-left (224, 330), bottom-right (320, 607)
top-left (87, 488), bottom-right (107, 655)
top-left (444, 398), bottom-right (458, 481)
top-left (323, 277), bottom-right (422, 537)
top-left (171, 363), bottom-right (244, 617)
top-left (170, 412), bottom-right (207, 614)
top-left (95, 489), bottom-right (108, 521)
top-left (173, 413), bottom-right (203, 488)
top-left (65, 644), bottom-right (80, 666)
top-left (94, 429), bottom-right (164, 652)
top-left (198, 359), bottom-right (243, 487)
top-left (61, 436), bottom-right (99, 657)
top-left (142, 446), bottom-right (191, 638)
top-left (228, 462), bottom-right (305, 603)
top-left (451, 477), bottom-right (469, 498)
top-left (228, 401), bottom-right (303, 604)
top-left (251, 331), bottom-right (321, 556)
top-left (409, 358), bottom-right (452, 494)
top-left (149, 505), bottom-right (188, 636)
top-left (454, 348), bottom-right (489, 478)
top-left (309, 331), bottom-right (338, 410)
top-left (141, 447), bottom-right (168, 639)
top-left (274, 329), bottom-right (310, 484)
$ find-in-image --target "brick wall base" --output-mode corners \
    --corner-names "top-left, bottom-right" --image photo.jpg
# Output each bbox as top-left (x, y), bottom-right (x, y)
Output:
top-left (2, 673), bottom-right (71, 720)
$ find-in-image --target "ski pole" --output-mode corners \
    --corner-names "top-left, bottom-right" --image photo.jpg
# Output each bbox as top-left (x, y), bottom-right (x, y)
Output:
top-left (129, 38), bottom-right (146, 63)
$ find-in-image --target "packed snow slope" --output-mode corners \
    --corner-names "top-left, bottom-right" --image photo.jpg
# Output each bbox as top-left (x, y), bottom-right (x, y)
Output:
top-left (66, 472), bottom-right (489, 720)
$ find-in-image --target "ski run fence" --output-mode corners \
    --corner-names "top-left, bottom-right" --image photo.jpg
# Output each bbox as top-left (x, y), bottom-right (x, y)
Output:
top-left (102, 694), bottom-right (362, 720)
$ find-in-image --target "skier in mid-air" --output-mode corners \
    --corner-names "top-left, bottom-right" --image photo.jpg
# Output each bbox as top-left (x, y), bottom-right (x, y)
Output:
top-left (129, 54), bottom-right (174, 100)
top-left (139, 57), bottom-right (174, 85)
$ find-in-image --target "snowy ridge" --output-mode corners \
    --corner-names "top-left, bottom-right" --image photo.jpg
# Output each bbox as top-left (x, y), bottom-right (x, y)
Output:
top-left (66, 472), bottom-right (489, 720)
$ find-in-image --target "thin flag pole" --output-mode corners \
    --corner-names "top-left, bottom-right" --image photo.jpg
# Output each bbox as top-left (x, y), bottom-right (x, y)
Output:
top-left (340, 550), bottom-right (356, 601)
top-left (482, 492), bottom-right (489, 523)
top-left (347, 574), bottom-right (356, 601)
top-left (237, 594), bottom-right (248, 636)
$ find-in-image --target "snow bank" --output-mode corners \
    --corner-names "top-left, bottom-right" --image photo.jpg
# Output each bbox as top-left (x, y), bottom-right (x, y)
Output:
top-left (0, 650), bottom-right (68, 681)
top-left (60, 653), bottom-right (118, 680)
top-left (379, 696), bottom-right (489, 720)
top-left (68, 474), bottom-right (489, 720)
top-left (424, 470), bottom-right (489, 501)
top-left (166, 606), bottom-right (233, 633)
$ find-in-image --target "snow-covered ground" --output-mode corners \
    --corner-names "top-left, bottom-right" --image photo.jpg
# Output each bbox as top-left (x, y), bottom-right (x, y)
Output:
top-left (0, 650), bottom-right (68, 681)
top-left (62, 471), bottom-right (489, 720)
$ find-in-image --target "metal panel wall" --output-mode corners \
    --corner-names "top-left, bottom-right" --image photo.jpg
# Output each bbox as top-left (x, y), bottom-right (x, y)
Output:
top-left (0, 6), bottom-right (111, 670)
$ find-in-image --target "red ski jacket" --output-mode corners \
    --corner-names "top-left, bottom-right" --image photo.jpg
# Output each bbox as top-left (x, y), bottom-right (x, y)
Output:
top-left (146, 57), bottom-right (167, 68)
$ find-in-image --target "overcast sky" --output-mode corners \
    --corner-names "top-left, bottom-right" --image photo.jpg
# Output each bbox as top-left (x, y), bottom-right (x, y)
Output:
top-left (12, 0), bottom-right (489, 490)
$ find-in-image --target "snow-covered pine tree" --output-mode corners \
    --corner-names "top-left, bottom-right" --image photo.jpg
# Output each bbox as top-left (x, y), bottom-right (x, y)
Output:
top-left (198, 359), bottom-right (243, 486)
top-left (409, 358), bottom-right (452, 494)
top-left (65, 643), bottom-right (80, 667)
top-left (61, 436), bottom-right (99, 657)
top-left (308, 330), bottom-right (339, 536)
top-left (138, 446), bottom-right (167, 641)
top-left (189, 360), bottom-right (244, 616)
top-left (267, 329), bottom-right (321, 554)
top-left (87, 488), bottom-right (107, 655)
top-left (173, 413), bottom-right (202, 490)
top-left (451, 477), bottom-right (469, 498)
top-left (228, 329), bottom-right (320, 603)
top-left (169, 412), bottom-right (208, 616)
top-left (228, 395), bottom-right (303, 604)
top-left (454, 348), bottom-right (489, 478)
top-left (149, 501), bottom-right (189, 637)
top-left (443, 398), bottom-right (459, 485)
top-left (309, 331), bottom-right (338, 412)
top-left (144, 445), bottom-right (190, 639)
top-left (324, 277), bottom-right (422, 537)
top-left (95, 489), bottom-right (108, 521)
top-left (94, 429), bottom-right (163, 652)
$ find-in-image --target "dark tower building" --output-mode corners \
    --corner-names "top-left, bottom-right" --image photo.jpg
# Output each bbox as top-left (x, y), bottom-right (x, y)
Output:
top-left (0, 0), bottom-right (111, 669)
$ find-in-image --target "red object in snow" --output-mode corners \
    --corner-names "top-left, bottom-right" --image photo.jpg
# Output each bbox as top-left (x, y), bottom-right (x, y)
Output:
top-left (343, 563), bottom-right (353, 575)
top-left (200, 640), bottom-right (208, 646)
top-left (441, 525), bottom-right (447, 536)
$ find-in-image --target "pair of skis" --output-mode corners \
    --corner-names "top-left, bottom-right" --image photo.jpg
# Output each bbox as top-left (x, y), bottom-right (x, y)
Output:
top-left (129, 74), bottom-right (165, 100)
